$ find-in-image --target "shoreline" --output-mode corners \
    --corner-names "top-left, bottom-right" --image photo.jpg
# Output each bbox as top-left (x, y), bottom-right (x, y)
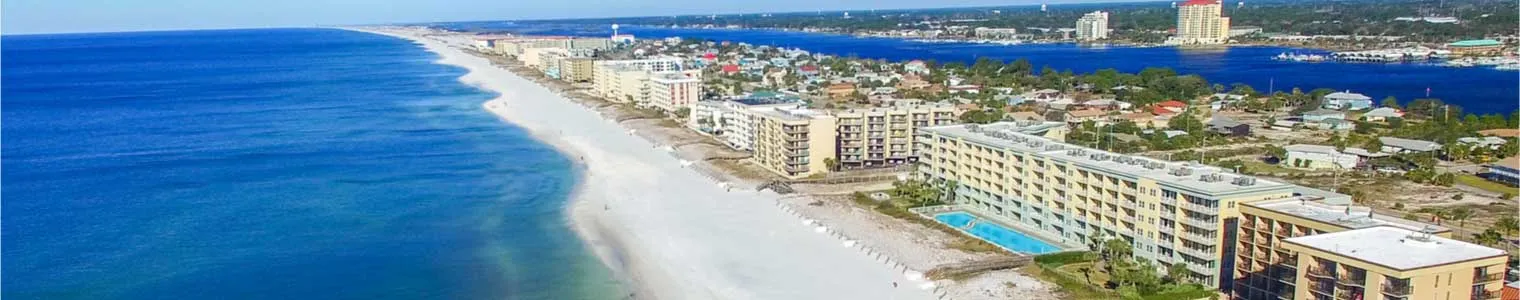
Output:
top-left (347, 26), bottom-right (941, 299)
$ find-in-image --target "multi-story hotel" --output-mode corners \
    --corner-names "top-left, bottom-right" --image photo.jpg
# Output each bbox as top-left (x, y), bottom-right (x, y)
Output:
top-left (592, 58), bottom-right (683, 103)
top-left (918, 121), bottom-right (1301, 287)
top-left (833, 104), bottom-right (959, 169)
top-left (1076, 11), bottom-right (1110, 41)
top-left (752, 107), bottom-right (837, 179)
top-left (1174, 0), bottom-right (1231, 45)
top-left (688, 98), bottom-right (803, 152)
top-left (647, 71), bottom-right (702, 115)
top-left (1233, 198), bottom-right (1508, 300)
top-left (1285, 227), bottom-right (1506, 300)
top-left (559, 57), bottom-right (596, 83)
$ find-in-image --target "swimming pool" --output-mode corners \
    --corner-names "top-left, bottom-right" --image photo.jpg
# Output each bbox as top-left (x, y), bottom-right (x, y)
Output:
top-left (934, 211), bottom-right (1062, 255)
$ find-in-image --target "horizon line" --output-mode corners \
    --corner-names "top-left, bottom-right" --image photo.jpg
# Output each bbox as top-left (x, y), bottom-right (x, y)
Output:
top-left (3, 0), bottom-right (1168, 36)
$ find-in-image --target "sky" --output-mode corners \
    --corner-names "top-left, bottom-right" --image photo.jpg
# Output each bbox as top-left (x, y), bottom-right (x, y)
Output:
top-left (2, 0), bottom-right (1135, 35)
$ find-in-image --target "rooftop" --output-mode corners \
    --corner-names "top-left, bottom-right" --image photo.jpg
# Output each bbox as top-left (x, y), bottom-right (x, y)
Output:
top-left (1180, 0), bottom-right (1220, 6)
top-left (924, 122), bottom-right (1294, 196)
top-left (1245, 198), bottom-right (1445, 233)
top-left (1379, 137), bottom-right (1442, 151)
top-left (1284, 226), bottom-right (1503, 271)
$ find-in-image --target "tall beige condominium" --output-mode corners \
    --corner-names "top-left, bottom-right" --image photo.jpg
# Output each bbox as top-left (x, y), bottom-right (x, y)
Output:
top-left (647, 72), bottom-right (702, 114)
top-left (1283, 227), bottom-right (1506, 300)
top-left (592, 59), bottom-right (682, 103)
top-left (1231, 198), bottom-right (1489, 300)
top-left (560, 58), bottom-right (596, 83)
top-left (919, 121), bottom-right (1312, 287)
top-left (1177, 0), bottom-right (1230, 44)
top-left (752, 107), bottom-right (837, 179)
top-left (833, 104), bottom-right (958, 169)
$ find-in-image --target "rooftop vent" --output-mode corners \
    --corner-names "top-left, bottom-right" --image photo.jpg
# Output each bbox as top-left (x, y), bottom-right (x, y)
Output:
top-left (1091, 153), bottom-right (1111, 161)
top-left (1146, 162), bottom-right (1165, 170)
top-left (1169, 167), bottom-right (1193, 177)
top-left (965, 124), bottom-right (981, 133)
top-left (1200, 173), bottom-right (1224, 182)
top-left (1230, 176), bottom-right (1257, 186)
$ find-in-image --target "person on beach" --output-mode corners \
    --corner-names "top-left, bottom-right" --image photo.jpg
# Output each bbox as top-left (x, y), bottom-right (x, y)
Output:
top-left (892, 282), bottom-right (897, 288)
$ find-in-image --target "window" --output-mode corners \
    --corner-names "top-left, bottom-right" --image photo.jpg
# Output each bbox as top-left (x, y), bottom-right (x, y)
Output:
top-left (1228, 202), bottom-right (1235, 208)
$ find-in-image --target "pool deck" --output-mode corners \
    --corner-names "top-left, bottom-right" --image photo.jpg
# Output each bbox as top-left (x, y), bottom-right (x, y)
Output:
top-left (915, 205), bottom-right (1086, 255)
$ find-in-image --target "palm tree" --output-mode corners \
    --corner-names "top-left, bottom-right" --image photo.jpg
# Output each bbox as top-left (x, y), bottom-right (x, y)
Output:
top-left (1447, 207), bottom-right (1475, 228)
top-left (1494, 216), bottom-right (1519, 238)
top-left (1472, 229), bottom-right (1504, 247)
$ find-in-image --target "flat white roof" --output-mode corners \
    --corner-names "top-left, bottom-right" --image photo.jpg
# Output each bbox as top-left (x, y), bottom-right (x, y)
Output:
top-left (1246, 198), bottom-right (1444, 233)
top-left (1285, 226), bottom-right (1504, 270)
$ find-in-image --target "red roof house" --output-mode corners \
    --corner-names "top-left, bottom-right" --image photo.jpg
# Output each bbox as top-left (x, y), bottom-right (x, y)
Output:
top-left (721, 64), bottom-right (740, 74)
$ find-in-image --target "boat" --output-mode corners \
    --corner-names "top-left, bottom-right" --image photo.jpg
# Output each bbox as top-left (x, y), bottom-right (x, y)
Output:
top-left (1273, 52), bottom-right (1328, 62)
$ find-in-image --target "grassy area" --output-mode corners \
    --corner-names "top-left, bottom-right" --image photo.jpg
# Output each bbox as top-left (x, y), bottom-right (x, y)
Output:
top-left (1456, 174), bottom-right (1518, 195)
top-left (1240, 161), bottom-right (1304, 175)
top-left (1055, 262), bottom-right (1110, 286)
top-left (1028, 252), bottom-right (1217, 300)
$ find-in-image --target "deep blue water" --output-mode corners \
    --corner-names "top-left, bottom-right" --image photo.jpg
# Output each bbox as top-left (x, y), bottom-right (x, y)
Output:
top-left (449, 23), bottom-right (1519, 115)
top-left (2, 28), bottom-right (619, 299)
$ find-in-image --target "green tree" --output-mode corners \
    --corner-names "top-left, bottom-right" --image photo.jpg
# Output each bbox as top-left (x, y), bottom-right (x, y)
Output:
top-left (1166, 262), bottom-right (1191, 284)
top-left (1472, 229), bottom-right (1505, 247)
top-left (1494, 216), bottom-right (1519, 237)
top-left (824, 157), bottom-right (839, 172)
top-left (1447, 207), bottom-right (1475, 228)
top-left (1381, 96), bottom-right (1401, 109)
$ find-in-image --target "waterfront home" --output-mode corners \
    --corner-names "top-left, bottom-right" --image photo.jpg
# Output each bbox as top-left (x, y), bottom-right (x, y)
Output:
top-left (796, 65), bottom-right (819, 75)
top-left (948, 85), bottom-right (982, 94)
top-left (1300, 108), bottom-right (1346, 123)
top-left (720, 64), bottom-right (739, 74)
top-left (1449, 39), bottom-right (1504, 57)
top-left (1320, 91), bottom-right (1373, 110)
top-left (1270, 120), bottom-right (1300, 131)
top-left (1078, 99), bottom-right (1132, 111)
top-left (1206, 116), bottom-right (1250, 137)
top-left (1482, 156), bottom-right (1520, 186)
top-left (896, 74), bottom-right (930, 90)
top-left (1155, 100), bottom-right (1188, 113)
top-left (1378, 137), bottom-right (1441, 154)
top-left (1360, 107), bottom-right (1404, 122)
top-left (1316, 118), bottom-right (1354, 131)
top-left (903, 60), bottom-right (929, 74)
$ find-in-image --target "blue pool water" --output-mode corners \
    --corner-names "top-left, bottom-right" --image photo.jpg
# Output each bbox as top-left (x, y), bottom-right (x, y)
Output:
top-left (2, 28), bottom-right (620, 299)
top-left (935, 212), bottom-right (1062, 255)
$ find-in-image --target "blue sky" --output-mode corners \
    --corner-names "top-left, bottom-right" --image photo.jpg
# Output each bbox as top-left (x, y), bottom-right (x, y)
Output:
top-left (2, 0), bottom-right (1133, 35)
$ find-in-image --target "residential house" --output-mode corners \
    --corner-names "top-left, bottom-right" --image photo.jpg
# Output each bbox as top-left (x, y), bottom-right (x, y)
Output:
top-left (1378, 137), bottom-right (1441, 154)
top-left (1284, 144), bottom-right (1363, 170)
top-left (1300, 109), bottom-right (1346, 123)
top-left (1321, 91), bottom-right (1373, 110)
top-left (1206, 116), bottom-right (1250, 137)
top-left (903, 60), bottom-right (929, 74)
top-left (1360, 107), bottom-right (1403, 122)
top-left (948, 85), bottom-right (982, 94)
top-left (825, 83), bottom-right (858, 99)
top-left (1064, 109), bottom-right (1108, 124)
top-left (1005, 111), bottom-right (1045, 122)
top-left (896, 74), bottom-right (931, 90)
top-left (1457, 136), bottom-right (1508, 150)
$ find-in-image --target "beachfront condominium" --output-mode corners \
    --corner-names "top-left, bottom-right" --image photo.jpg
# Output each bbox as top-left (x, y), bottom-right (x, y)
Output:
top-left (1283, 227), bottom-right (1506, 300)
top-left (1076, 11), bottom-right (1110, 41)
top-left (1231, 198), bottom-right (1496, 300)
top-left (918, 121), bottom-right (1303, 287)
top-left (647, 72), bottom-right (702, 115)
top-left (1174, 0), bottom-right (1231, 45)
top-left (752, 107), bottom-right (838, 179)
top-left (593, 58), bottom-right (683, 103)
top-left (834, 104), bottom-right (960, 169)
top-left (690, 99), bottom-right (797, 151)
top-left (559, 57), bottom-right (596, 83)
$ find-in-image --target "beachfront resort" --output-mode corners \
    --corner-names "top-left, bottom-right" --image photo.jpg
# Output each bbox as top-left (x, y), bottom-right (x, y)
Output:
top-left (457, 11), bottom-right (1518, 299)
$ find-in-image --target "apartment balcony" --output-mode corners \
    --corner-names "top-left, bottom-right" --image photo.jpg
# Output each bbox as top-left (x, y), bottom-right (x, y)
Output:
top-left (1472, 288), bottom-right (1502, 300)
top-left (1273, 270), bottom-right (1297, 283)
top-left (1380, 284), bottom-right (1412, 297)
top-left (1177, 246), bottom-right (1214, 259)
top-left (783, 164), bottom-right (809, 173)
top-left (785, 142), bottom-right (808, 150)
top-left (1336, 272), bottom-right (1366, 286)
top-left (786, 150), bottom-right (809, 157)
top-left (783, 127), bottom-right (808, 134)
top-left (784, 134), bottom-right (808, 142)
top-left (1181, 202), bottom-right (1219, 215)
top-left (1180, 216), bottom-right (1216, 229)
top-left (1308, 281), bottom-right (1336, 296)
top-left (1306, 267), bottom-right (1335, 279)
top-left (1254, 235), bottom-right (1271, 246)
top-left (1474, 271), bottom-right (1505, 283)
top-left (1182, 231), bottom-right (1217, 245)
top-left (1160, 197), bottom-right (1177, 206)
top-left (1119, 201), bottom-right (1138, 210)
top-left (1334, 288), bottom-right (1366, 300)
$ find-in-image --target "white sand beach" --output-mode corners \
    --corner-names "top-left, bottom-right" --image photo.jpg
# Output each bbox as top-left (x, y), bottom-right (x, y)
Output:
top-left (352, 27), bottom-right (940, 300)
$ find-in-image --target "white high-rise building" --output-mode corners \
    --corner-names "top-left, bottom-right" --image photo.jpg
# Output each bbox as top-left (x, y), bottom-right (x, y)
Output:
top-left (1076, 11), bottom-right (1110, 41)
top-left (1172, 0), bottom-right (1230, 45)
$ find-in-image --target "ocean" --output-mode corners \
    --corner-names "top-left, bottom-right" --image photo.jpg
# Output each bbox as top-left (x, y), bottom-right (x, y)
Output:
top-left (454, 23), bottom-right (1519, 115)
top-left (2, 28), bottom-right (620, 299)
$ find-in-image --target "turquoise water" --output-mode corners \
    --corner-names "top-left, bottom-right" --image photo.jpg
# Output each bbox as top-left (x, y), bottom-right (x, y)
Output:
top-left (3, 28), bottom-right (621, 299)
top-left (935, 212), bottom-right (1062, 255)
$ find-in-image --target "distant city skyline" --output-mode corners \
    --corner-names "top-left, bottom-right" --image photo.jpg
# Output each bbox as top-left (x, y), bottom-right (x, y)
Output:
top-left (4, 0), bottom-right (1151, 35)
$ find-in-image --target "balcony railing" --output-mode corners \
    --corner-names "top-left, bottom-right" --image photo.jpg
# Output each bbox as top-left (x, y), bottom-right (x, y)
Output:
top-left (1380, 284), bottom-right (1412, 296)
top-left (1474, 272), bottom-right (1505, 283)
top-left (1473, 289), bottom-right (1501, 300)
top-left (1181, 202), bottom-right (1220, 214)
top-left (1336, 272), bottom-right (1366, 286)
top-left (1306, 266), bottom-right (1335, 278)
